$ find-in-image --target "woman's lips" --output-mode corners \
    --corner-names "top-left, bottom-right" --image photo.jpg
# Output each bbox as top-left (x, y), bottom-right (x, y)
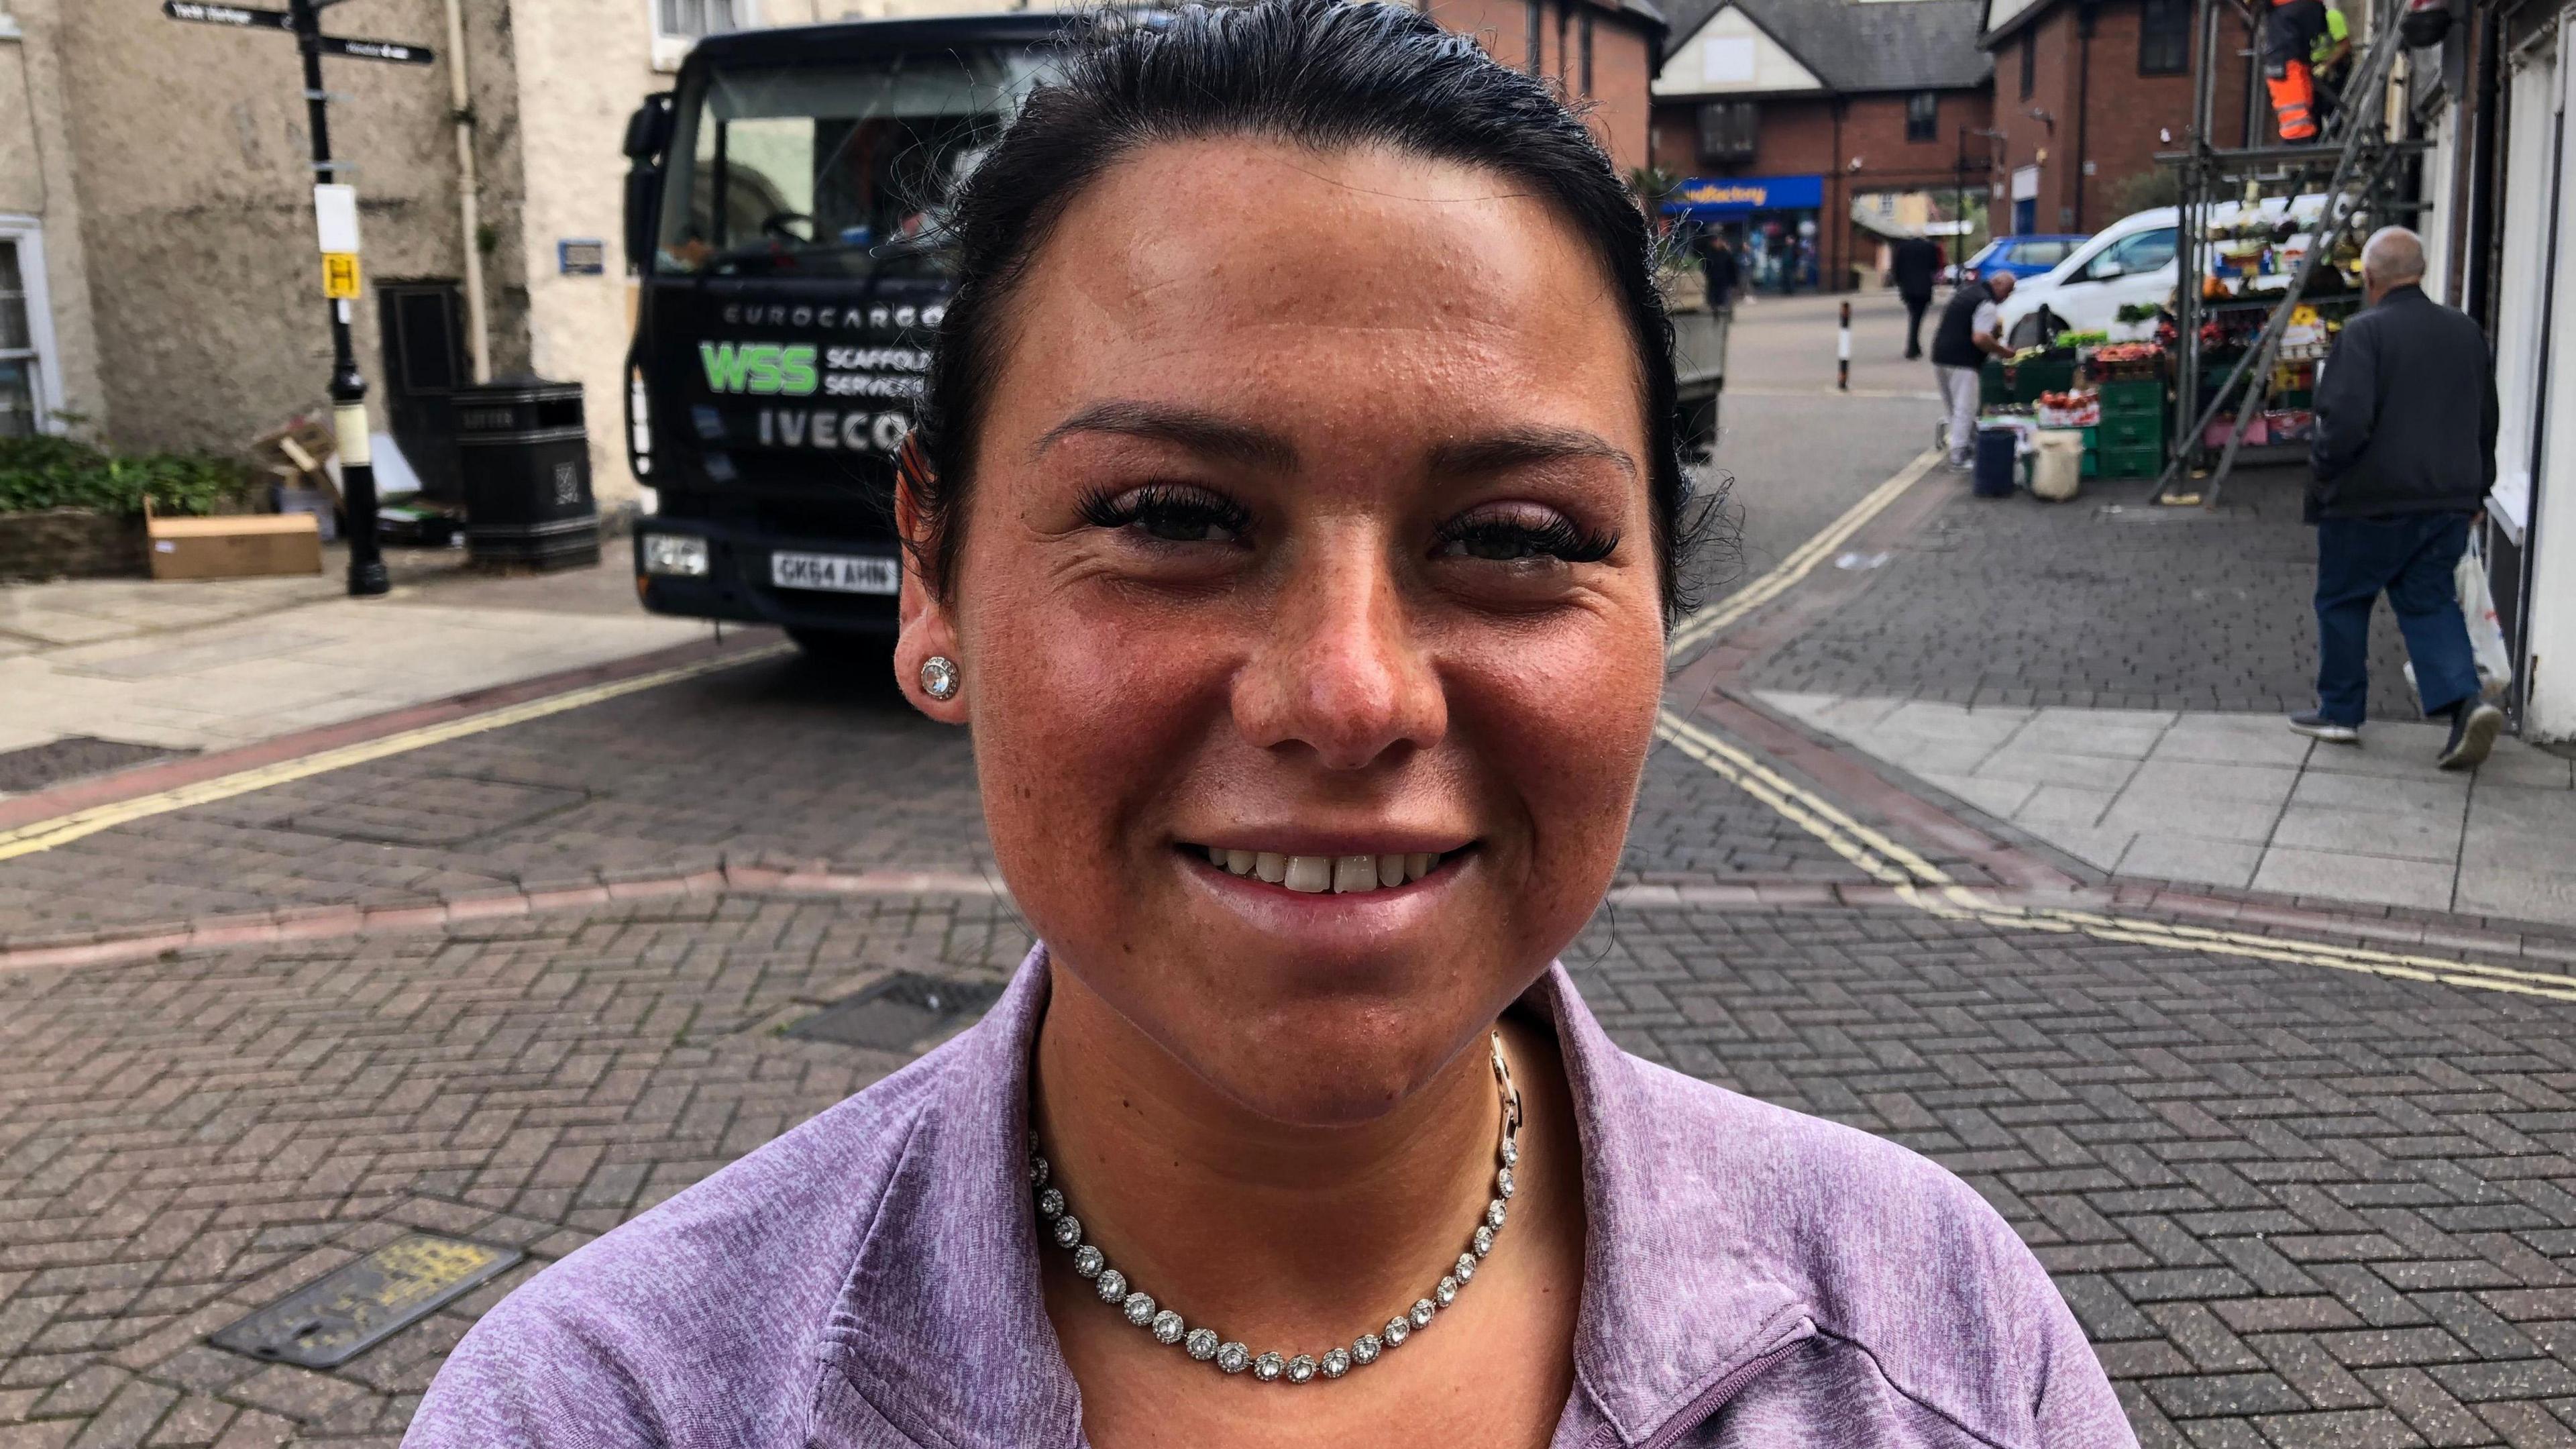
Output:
top-left (1180, 844), bottom-right (1456, 894)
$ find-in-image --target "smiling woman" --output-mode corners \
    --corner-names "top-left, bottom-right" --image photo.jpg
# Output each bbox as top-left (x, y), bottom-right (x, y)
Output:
top-left (402, 4), bottom-right (2135, 1447)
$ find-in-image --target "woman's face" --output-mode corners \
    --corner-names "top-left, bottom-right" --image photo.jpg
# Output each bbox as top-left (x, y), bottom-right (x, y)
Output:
top-left (899, 139), bottom-right (1666, 1125)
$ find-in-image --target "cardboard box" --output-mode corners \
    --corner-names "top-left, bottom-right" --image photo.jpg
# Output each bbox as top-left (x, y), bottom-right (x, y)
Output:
top-left (146, 512), bottom-right (324, 580)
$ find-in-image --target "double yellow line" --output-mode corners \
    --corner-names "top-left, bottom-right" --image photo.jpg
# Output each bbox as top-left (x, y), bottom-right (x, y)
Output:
top-left (0, 643), bottom-right (794, 863)
top-left (1666, 446), bottom-right (1944, 661)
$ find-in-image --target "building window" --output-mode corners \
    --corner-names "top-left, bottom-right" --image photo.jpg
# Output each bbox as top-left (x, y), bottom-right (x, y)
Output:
top-left (2020, 34), bottom-right (2036, 98)
top-left (0, 231), bottom-right (58, 439)
top-left (2139, 0), bottom-right (2190, 74)
top-left (1907, 91), bottom-right (1939, 142)
top-left (1698, 101), bottom-right (1759, 164)
top-left (655, 0), bottom-right (747, 42)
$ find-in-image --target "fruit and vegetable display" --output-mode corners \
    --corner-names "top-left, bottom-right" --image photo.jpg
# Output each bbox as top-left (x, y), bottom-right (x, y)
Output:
top-left (2088, 341), bottom-right (2166, 380)
top-left (2054, 329), bottom-right (2110, 349)
top-left (2036, 389), bottom-right (2100, 427)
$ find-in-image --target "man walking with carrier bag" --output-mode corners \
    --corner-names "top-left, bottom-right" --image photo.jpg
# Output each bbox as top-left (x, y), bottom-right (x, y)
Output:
top-left (2294, 226), bottom-right (2506, 769)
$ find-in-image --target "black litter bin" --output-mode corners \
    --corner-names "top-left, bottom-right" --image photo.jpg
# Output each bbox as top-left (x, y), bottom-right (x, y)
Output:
top-left (453, 378), bottom-right (600, 570)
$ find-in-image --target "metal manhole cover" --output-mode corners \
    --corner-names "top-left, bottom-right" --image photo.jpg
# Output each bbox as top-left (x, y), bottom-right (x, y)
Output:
top-left (209, 1233), bottom-right (523, 1368)
top-left (0, 736), bottom-right (192, 792)
top-left (788, 972), bottom-right (1005, 1051)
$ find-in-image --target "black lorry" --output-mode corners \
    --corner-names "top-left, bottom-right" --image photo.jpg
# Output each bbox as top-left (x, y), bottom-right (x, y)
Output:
top-left (620, 15), bottom-right (1059, 655)
top-left (620, 15), bottom-right (1725, 656)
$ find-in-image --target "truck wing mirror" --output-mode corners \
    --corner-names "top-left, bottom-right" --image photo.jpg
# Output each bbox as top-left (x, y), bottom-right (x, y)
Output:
top-left (624, 93), bottom-right (674, 161)
top-left (624, 94), bottom-right (674, 276)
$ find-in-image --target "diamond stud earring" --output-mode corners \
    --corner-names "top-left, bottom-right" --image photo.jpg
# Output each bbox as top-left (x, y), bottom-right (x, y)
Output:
top-left (919, 655), bottom-right (959, 701)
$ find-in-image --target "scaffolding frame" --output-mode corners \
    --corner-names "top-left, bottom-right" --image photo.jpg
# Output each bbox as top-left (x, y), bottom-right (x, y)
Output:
top-left (2153, 0), bottom-right (2429, 506)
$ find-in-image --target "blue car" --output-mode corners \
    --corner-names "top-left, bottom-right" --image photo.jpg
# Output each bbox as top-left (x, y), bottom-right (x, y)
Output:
top-left (1945, 233), bottom-right (2090, 286)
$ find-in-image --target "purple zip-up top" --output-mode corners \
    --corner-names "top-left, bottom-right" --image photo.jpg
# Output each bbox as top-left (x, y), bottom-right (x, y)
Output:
top-left (405, 951), bottom-right (2135, 1448)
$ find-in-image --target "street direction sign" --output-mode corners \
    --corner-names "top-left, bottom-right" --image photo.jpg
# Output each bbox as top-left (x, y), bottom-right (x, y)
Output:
top-left (318, 34), bottom-right (435, 64)
top-left (162, 2), bottom-right (292, 29)
top-left (161, 0), bottom-right (435, 596)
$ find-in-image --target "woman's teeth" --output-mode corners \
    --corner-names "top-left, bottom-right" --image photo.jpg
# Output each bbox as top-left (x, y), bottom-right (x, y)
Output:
top-left (1201, 847), bottom-right (1444, 894)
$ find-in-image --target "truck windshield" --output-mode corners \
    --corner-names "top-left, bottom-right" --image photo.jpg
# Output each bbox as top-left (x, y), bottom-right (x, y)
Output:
top-left (655, 46), bottom-right (1044, 279)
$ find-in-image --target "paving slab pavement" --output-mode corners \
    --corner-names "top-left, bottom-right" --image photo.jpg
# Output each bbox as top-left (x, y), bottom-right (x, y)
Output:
top-left (1761, 692), bottom-right (2576, 925)
top-left (0, 549), bottom-right (712, 791)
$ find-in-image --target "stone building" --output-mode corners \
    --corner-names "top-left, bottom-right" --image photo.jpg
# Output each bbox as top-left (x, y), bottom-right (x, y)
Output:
top-left (1, 0), bottom-right (1660, 511)
top-left (1648, 0), bottom-right (1994, 292)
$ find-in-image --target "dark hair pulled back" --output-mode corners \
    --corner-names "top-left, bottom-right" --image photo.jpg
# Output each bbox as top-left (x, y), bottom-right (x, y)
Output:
top-left (908, 0), bottom-right (1697, 621)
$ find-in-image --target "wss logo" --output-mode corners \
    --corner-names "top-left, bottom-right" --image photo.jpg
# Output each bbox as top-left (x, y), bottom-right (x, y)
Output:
top-left (699, 341), bottom-right (819, 396)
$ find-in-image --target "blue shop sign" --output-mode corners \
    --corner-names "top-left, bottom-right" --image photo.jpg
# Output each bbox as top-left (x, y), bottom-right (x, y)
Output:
top-left (1663, 174), bottom-right (1825, 218)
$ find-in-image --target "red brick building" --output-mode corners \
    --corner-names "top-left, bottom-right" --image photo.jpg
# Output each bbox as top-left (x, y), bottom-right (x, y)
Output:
top-left (1981, 0), bottom-right (2260, 235)
top-left (1649, 0), bottom-right (1994, 291)
top-left (1432, 0), bottom-right (1668, 175)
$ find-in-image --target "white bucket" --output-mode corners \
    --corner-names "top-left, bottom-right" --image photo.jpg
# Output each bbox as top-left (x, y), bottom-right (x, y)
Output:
top-left (2031, 430), bottom-right (2084, 502)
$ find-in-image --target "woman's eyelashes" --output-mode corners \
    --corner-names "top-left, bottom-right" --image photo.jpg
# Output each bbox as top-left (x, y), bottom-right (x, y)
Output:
top-left (1075, 486), bottom-right (1618, 568)
top-left (1431, 508), bottom-right (1619, 565)
top-left (1076, 484), bottom-right (1254, 545)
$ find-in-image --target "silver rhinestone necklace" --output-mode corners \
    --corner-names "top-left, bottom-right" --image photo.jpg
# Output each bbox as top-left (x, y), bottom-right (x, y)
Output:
top-left (1030, 1030), bottom-right (1523, 1385)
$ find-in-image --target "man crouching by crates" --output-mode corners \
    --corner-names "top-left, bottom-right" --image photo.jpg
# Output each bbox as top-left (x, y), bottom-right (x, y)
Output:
top-left (1932, 271), bottom-right (2016, 470)
top-left (2294, 226), bottom-right (2506, 770)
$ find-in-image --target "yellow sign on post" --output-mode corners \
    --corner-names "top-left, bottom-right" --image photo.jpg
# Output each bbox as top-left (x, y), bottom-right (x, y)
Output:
top-left (322, 251), bottom-right (362, 300)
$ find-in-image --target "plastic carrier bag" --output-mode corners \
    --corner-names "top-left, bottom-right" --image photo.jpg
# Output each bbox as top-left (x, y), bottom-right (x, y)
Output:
top-left (2461, 529), bottom-right (2514, 695)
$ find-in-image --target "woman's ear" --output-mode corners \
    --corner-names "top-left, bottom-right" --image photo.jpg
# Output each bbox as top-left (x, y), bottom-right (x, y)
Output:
top-left (892, 455), bottom-right (969, 724)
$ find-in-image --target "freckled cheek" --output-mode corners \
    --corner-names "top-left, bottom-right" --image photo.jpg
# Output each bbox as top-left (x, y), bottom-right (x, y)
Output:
top-left (1450, 630), bottom-right (1662, 885)
top-left (967, 596), bottom-right (1238, 861)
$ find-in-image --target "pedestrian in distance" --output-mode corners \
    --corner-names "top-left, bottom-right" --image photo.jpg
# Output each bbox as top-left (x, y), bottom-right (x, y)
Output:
top-left (404, 3), bottom-right (2137, 1445)
top-left (1890, 233), bottom-right (1943, 360)
top-left (1931, 270), bottom-right (2017, 470)
top-left (1695, 224), bottom-right (1739, 314)
top-left (2294, 225), bottom-right (2506, 769)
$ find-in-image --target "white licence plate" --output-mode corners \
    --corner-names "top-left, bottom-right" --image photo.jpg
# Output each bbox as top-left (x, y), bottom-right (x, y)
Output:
top-left (769, 550), bottom-right (900, 595)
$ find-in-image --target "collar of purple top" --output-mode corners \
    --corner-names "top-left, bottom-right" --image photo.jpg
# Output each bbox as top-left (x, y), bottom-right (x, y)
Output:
top-left (821, 950), bottom-right (1812, 1448)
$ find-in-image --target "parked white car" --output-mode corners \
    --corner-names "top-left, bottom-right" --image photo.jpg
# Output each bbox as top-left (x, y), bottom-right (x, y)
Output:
top-left (1996, 209), bottom-right (2181, 345)
top-left (1997, 195), bottom-right (2326, 346)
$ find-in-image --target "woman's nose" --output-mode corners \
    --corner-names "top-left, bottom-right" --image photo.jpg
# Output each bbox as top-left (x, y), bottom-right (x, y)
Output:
top-left (1232, 543), bottom-right (1446, 770)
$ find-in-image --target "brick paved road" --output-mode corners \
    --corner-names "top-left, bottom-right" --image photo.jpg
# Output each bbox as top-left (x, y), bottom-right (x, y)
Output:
top-left (0, 894), bottom-right (1034, 1448)
top-left (9, 894), bottom-right (2576, 1446)
top-left (1589, 904), bottom-right (2576, 1448)
top-left (0, 667), bottom-right (1913, 946)
top-left (1750, 467), bottom-right (2424, 718)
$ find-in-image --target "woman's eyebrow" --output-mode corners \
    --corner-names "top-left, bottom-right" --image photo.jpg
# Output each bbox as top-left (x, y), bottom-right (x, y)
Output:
top-left (1428, 427), bottom-right (1638, 480)
top-left (1029, 401), bottom-right (1299, 470)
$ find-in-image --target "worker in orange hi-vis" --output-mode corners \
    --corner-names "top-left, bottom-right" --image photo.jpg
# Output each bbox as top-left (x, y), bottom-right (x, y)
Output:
top-left (2266, 0), bottom-right (2330, 141)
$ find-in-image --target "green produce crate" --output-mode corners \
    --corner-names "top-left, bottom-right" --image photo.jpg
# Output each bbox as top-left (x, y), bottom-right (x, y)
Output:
top-left (2082, 447), bottom-right (2100, 479)
top-left (2095, 413), bottom-right (2165, 451)
top-left (2098, 442), bottom-right (2165, 480)
top-left (1980, 358), bottom-right (2010, 407)
top-left (2097, 377), bottom-right (2164, 417)
top-left (2011, 357), bottom-right (2078, 403)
